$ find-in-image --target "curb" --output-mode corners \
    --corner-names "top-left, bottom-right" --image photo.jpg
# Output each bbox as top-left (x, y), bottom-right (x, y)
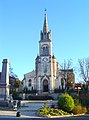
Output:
top-left (37, 113), bottom-right (88, 118)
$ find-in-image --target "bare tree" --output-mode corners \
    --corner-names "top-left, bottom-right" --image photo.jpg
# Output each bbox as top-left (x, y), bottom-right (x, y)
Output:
top-left (60, 59), bottom-right (74, 91)
top-left (9, 64), bottom-right (18, 78)
top-left (78, 57), bottom-right (89, 83)
top-left (60, 59), bottom-right (73, 78)
top-left (61, 59), bottom-right (72, 70)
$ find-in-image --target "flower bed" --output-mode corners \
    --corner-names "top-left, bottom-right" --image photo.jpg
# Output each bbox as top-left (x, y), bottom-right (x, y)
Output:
top-left (37, 107), bottom-right (70, 117)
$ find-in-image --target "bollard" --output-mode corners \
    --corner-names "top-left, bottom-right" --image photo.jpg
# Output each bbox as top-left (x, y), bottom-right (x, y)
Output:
top-left (16, 111), bottom-right (21, 117)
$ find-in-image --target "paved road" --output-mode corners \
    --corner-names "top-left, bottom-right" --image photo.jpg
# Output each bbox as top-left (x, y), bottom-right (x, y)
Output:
top-left (0, 110), bottom-right (42, 118)
top-left (0, 101), bottom-right (89, 119)
top-left (0, 101), bottom-right (51, 118)
top-left (0, 115), bottom-right (89, 120)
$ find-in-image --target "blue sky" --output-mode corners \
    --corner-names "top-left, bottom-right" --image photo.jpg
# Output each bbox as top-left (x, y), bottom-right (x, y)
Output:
top-left (0, 0), bottom-right (89, 82)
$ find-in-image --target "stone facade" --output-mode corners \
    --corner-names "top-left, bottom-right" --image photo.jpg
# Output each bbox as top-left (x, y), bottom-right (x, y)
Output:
top-left (22, 12), bottom-right (75, 93)
top-left (0, 59), bottom-right (10, 100)
top-left (23, 70), bottom-right (36, 91)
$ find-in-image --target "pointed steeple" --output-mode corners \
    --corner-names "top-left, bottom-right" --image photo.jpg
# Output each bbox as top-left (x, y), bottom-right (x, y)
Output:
top-left (40, 10), bottom-right (52, 42)
top-left (43, 9), bottom-right (48, 33)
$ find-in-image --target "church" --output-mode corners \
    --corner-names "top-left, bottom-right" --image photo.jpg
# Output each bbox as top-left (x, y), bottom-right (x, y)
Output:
top-left (22, 12), bottom-right (75, 94)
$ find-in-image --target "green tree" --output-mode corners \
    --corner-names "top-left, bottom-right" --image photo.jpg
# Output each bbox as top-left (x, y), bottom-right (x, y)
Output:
top-left (60, 59), bottom-right (74, 91)
top-left (12, 79), bottom-right (22, 98)
top-left (58, 93), bottom-right (74, 112)
top-left (14, 79), bottom-right (22, 88)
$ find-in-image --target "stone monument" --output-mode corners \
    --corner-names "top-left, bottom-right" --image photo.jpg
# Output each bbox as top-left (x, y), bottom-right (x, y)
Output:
top-left (0, 59), bottom-right (10, 106)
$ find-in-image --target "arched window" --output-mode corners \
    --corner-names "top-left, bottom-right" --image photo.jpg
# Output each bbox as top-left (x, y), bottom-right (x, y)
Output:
top-left (43, 79), bottom-right (48, 92)
top-left (29, 79), bottom-right (31, 86)
top-left (42, 46), bottom-right (49, 55)
top-left (43, 47), bottom-right (45, 55)
top-left (45, 46), bottom-right (49, 55)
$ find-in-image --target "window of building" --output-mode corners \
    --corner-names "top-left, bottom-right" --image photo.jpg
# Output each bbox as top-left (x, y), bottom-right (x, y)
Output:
top-left (42, 46), bottom-right (49, 55)
top-left (29, 79), bottom-right (31, 86)
top-left (45, 46), bottom-right (49, 55)
top-left (43, 47), bottom-right (45, 55)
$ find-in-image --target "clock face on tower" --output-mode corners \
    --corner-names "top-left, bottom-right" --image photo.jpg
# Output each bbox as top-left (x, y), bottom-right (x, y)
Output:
top-left (42, 57), bottom-right (48, 62)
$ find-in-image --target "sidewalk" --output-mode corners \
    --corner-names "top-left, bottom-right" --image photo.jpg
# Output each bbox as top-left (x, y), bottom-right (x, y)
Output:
top-left (0, 100), bottom-right (56, 118)
top-left (0, 110), bottom-right (42, 118)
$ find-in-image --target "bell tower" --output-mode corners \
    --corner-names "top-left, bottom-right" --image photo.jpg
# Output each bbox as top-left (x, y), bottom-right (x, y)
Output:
top-left (39, 10), bottom-right (52, 56)
top-left (35, 10), bottom-right (54, 93)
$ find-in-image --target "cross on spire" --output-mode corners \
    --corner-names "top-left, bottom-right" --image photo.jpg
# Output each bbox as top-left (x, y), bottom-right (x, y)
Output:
top-left (45, 8), bottom-right (47, 13)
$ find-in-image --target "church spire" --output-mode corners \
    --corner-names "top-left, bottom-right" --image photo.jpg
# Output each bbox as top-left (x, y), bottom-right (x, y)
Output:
top-left (40, 10), bottom-right (51, 42)
top-left (43, 9), bottom-right (48, 33)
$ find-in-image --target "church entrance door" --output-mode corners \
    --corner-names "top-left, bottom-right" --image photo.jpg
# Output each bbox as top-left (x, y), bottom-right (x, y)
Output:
top-left (43, 79), bottom-right (48, 92)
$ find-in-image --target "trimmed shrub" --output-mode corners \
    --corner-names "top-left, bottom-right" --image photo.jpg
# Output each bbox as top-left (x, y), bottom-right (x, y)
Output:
top-left (79, 94), bottom-right (89, 107)
top-left (74, 98), bottom-right (80, 105)
top-left (73, 105), bottom-right (87, 114)
top-left (58, 93), bottom-right (74, 112)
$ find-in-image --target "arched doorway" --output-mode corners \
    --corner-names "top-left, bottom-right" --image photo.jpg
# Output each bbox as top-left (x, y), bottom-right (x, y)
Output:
top-left (43, 79), bottom-right (48, 92)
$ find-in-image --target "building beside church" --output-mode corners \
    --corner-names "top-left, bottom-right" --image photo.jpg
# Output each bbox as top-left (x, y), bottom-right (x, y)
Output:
top-left (22, 12), bottom-right (75, 93)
